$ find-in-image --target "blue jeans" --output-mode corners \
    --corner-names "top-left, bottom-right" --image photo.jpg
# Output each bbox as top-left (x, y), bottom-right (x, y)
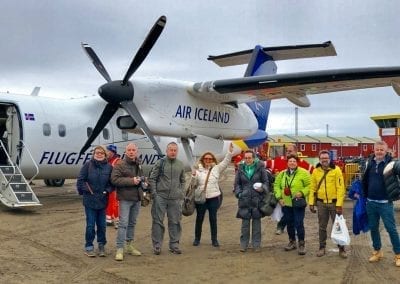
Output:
top-left (366, 201), bottom-right (400, 254)
top-left (84, 207), bottom-right (106, 251)
top-left (116, 200), bottom-right (141, 249)
top-left (283, 205), bottom-right (305, 241)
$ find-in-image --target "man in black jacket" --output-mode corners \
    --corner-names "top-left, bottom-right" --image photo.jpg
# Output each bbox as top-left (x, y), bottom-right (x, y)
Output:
top-left (362, 140), bottom-right (400, 267)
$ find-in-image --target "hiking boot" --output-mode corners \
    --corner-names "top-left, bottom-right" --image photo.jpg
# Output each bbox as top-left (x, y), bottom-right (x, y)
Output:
top-left (395, 254), bottom-right (400, 267)
top-left (369, 250), bottom-right (383, 262)
top-left (316, 247), bottom-right (325, 257)
top-left (115, 248), bottom-right (124, 261)
top-left (169, 247), bottom-right (182, 254)
top-left (275, 228), bottom-right (283, 235)
top-left (153, 246), bottom-right (161, 255)
top-left (339, 247), bottom-right (348, 259)
top-left (125, 241), bottom-right (141, 256)
top-left (212, 240), bottom-right (220, 247)
top-left (98, 245), bottom-right (106, 257)
top-left (85, 250), bottom-right (96, 257)
top-left (193, 239), bottom-right (200, 246)
top-left (298, 241), bottom-right (306, 255)
top-left (284, 240), bottom-right (297, 251)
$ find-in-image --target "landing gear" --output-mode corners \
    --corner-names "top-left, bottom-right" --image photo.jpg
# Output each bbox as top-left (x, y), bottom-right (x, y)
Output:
top-left (44, 178), bottom-right (65, 187)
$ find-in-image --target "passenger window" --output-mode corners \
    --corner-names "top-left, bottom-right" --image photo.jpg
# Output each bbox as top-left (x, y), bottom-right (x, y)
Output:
top-left (103, 128), bottom-right (110, 140)
top-left (58, 124), bottom-right (66, 137)
top-left (43, 123), bottom-right (51, 136)
top-left (87, 127), bottom-right (93, 138)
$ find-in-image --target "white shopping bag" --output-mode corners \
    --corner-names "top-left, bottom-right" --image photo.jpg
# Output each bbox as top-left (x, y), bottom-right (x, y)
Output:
top-left (331, 214), bottom-right (351, 246)
top-left (271, 203), bottom-right (283, 222)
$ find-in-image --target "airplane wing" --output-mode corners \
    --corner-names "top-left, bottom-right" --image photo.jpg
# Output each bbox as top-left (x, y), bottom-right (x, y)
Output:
top-left (190, 67), bottom-right (400, 107)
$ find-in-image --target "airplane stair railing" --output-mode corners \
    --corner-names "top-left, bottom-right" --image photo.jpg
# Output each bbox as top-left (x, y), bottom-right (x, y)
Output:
top-left (0, 140), bottom-right (41, 208)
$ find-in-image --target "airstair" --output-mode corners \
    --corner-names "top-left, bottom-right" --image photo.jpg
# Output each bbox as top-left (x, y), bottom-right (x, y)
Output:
top-left (0, 140), bottom-right (41, 208)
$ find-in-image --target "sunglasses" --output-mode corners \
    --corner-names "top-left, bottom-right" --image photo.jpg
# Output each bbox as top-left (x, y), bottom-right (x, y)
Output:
top-left (203, 157), bottom-right (214, 161)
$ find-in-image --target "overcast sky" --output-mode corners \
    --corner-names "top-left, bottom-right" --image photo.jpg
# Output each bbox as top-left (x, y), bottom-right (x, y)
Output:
top-left (0, 0), bottom-right (399, 138)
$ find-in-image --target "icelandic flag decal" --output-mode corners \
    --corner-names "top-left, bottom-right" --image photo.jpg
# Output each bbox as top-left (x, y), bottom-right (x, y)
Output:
top-left (24, 113), bottom-right (35, 121)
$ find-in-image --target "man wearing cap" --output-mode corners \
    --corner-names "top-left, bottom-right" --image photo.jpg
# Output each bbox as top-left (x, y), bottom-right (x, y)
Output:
top-left (106, 145), bottom-right (121, 229)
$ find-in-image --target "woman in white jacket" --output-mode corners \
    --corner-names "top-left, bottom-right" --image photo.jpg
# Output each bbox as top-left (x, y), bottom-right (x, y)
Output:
top-left (191, 143), bottom-right (234, 247)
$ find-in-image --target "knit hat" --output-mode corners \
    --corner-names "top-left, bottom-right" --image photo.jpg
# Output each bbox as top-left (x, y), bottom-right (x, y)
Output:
top-left (106, 145), bottom-right (117, 153)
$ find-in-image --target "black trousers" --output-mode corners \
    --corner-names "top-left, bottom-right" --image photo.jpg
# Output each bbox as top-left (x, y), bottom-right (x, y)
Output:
top-left (195, 196), bottom-right (220, 241)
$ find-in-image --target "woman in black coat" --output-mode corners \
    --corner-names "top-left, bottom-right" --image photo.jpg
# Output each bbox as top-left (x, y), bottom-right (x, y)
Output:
top-left (234, 150), bottom-right (269, 252)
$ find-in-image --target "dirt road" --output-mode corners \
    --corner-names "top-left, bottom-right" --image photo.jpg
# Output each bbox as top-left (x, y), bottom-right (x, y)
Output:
top-left (1, 167), bottom-right (400, 283)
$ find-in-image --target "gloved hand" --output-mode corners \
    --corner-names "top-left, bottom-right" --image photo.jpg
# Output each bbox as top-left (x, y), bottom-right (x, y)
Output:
top-left (309, 205), bottom-right (316, 213)
top-left (336, 206), bottom-right (343, 215)
top-left (235, 192), bottom-right (242, 199)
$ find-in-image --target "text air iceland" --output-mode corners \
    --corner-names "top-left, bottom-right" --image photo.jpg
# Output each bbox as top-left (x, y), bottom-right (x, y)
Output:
top-left (175, 105), bottom-right (229, 123)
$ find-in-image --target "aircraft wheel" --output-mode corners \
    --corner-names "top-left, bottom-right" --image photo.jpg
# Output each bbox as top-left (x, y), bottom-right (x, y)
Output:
top-left (51, 179), bottom-right (65, 187)
top-left (44, 179), bottom-right (53, 186)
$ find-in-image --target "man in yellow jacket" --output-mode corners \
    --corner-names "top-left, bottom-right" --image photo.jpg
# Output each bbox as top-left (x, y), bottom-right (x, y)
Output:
top-left (309, 150), bottom-right (347, 258)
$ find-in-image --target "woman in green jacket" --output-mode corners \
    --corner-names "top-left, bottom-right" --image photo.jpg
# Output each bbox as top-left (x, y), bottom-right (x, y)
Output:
top-left (274, 154), bottom-right (311, 255)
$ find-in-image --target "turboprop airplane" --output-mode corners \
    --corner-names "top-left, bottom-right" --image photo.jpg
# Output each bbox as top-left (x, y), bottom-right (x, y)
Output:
top-left (1, 15), bottom-right (400, 208)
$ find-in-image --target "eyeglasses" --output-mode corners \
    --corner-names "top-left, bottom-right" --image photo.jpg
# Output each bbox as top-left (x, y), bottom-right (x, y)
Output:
top-left (203, 157), bottom-right (213, 161)
top-left (94, 151), bottom-right (106, 155)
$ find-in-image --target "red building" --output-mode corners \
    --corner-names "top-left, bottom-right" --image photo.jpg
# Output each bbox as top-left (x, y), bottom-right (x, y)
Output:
top-left (370, 114), bottom-right (400, 158)
top-left (264, 135), bottom-right (378, 161)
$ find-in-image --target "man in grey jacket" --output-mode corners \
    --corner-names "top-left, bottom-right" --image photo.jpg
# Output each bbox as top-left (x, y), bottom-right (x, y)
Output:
top-left (149, 142), bottom-right (185, 255)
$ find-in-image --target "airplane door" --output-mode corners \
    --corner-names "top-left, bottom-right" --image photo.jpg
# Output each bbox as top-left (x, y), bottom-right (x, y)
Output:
top-left (0, 104), bottom-right (21, 165)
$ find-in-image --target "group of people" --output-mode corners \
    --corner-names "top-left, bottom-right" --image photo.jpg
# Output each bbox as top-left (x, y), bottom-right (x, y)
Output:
top-left (76, 140), bottom-right (400, 267)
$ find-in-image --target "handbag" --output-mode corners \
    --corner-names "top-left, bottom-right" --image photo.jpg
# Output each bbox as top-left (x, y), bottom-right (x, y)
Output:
top-left (292, 197), bottom-right (307, 208)
top-left (182, 181), bottom-right (196, 216)
top-left (259, 190), bottom-right (278, 216)
top-left (194, 167), bottom-right (212, 204)
top-left (331, 214), bottom-right (351, 246)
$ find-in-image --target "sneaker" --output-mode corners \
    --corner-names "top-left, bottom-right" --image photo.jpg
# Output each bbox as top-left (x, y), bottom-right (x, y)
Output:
top-left (125, 241), bottom-right (142, 256)
top-left (98, 246), bottom-right (106, 257)
top-left (193, 239), bottom-right (200, 246)
top-left (369, 250), bottom-right (383, 262)
top-left (169, 247), bottom-right (182, 254)
top-left (212, 240), bottom-right (220, 247)
top-left (395, 254), bottom-right (400, 267)
top-left (316, 248), bottom-right (325, 257)
top-left (115, 248), bottom-right (124, 261)
top-left (275, 228), bottom-right (283, 235)
top-left (254, 247), bottom-right (261, 253)
top-left (284, 240), bottom-right (297, 251)
top-left (339, 247), bottom-right (348, 259)
top-left (298, 241), bottom-right (306, 255)
top-left (153, 246), bottom-right (161, 255)
top-left (85, 250), bottom-right (96, 257)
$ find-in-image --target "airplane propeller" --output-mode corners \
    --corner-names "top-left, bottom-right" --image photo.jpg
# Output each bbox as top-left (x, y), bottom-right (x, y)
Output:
top-left (79, 15), bottom-right (167, 155)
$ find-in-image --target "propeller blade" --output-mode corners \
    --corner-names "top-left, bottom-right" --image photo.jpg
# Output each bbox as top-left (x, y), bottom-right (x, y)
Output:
top-left (81, 43), bottom-right (112, 82)
top-left (80, 103), bottom-right (119, 154)
top-left (122, 15), bottom-right (166, 85)
top-left (121, 101), bottom-right (163, 156)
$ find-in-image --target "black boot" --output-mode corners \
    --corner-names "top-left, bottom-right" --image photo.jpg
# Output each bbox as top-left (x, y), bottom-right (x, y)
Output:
top-left (212, 239), bottom-right (220, 247)
top-left (193, 239), bottom-right (200, 246)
